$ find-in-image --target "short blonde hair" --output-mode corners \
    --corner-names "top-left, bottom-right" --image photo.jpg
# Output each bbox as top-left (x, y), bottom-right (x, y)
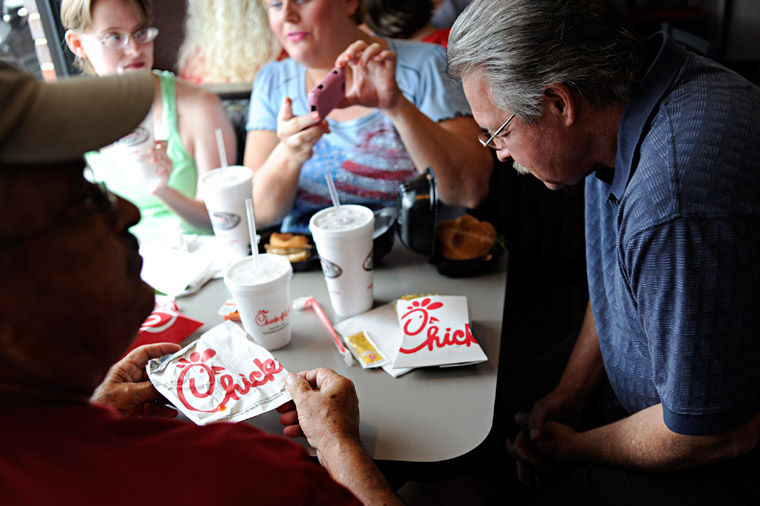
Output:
top-left (60, 0), bottom-right (153, 75)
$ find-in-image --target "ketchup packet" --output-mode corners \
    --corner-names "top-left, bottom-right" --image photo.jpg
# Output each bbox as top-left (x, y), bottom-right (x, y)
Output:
top-left (146, 321), bottom-right (291, 425)
top-left (126, 302), bottom-right (203, 355)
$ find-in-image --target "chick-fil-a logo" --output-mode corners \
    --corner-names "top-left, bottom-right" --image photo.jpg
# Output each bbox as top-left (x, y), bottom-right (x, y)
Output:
top-left (175, 348), bottom-right (284, 413)
top-left (139, 310), bottom-right (178, 333)
top-left (398, 298), bottom-right (478, 354)
top-left (255, 308), bottom-right (290, 327)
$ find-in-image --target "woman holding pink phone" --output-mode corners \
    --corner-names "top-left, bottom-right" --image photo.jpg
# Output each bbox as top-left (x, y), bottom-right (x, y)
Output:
top-left (244, 0), bottom-right (493, 233)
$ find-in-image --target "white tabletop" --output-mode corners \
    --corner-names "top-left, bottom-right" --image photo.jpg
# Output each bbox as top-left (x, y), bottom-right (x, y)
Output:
top-left (178, 241), bottom-right (507, 463)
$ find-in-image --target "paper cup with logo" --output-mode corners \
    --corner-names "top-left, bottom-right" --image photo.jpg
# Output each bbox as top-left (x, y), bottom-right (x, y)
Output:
top-left (224, 253), bottom-right (293, 350)
top-left (309, 205), bottom-right (374, 317)
top-left (200, 165), bottom-right (253, 261)
top-left (114, 111), bottom-right (158, 186)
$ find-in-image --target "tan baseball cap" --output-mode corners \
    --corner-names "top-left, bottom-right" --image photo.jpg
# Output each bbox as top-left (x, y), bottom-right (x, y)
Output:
top-left (0, 62), bottom-right (154, 164)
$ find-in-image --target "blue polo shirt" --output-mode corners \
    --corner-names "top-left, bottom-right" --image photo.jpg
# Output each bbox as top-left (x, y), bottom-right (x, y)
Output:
top-left (586, 33), bottom-right (760, 435)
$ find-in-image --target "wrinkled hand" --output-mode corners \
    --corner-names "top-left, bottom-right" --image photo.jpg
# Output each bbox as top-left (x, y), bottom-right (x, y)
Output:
top-left (90, 342), bottom-right (181, 417)
top-left (277, 368), bottom-right (360, 466)
top-left (147, 140), bottom-right (173, 195)
top-left (277, 97), bottom-right (329, 166)
top-left (335, 40), bottom-right (401, 111)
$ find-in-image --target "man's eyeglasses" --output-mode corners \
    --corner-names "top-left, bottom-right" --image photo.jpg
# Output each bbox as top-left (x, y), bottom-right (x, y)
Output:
top-left (0, 182), bottom-right (117, 249)
top-left (478, 113), bottom-right (516, 150)
top-left (89, 26), bottom-right (159, 50)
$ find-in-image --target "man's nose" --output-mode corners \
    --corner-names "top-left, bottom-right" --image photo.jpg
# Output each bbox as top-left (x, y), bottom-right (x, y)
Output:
top-left (115, 194), bottom-right (141, 230)
top-left (496, 147), bottom-right (511, 163)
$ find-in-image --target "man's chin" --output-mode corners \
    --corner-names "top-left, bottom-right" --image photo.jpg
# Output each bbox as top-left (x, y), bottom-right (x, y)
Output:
top-left (138, 281), bottom-right (156, 320)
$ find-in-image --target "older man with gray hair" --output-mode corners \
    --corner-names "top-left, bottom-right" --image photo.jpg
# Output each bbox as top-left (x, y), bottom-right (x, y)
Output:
top-left (448, 0), bottom-right (760, 503)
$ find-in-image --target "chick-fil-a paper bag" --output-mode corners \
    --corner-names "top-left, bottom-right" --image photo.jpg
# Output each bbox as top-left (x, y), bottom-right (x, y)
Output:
top-left (147, 321), bottom-right (291, 425)
top-left (391, 296), bottom-right (487, 369)
top-left (126, 301), bottom-right (203, 356)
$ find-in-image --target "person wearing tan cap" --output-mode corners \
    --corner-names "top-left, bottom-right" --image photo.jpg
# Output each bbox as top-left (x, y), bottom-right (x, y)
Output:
top-left (0, 63), bottom-right (401, 505)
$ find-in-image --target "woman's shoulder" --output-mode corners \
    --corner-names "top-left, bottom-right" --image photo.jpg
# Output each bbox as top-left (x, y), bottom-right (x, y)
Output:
top-left (256, 58), bottom-right (303, 86)
top-left (172, 74), bottom-right (224, 109)
top-left (388, 38), bottom-right (447, 65)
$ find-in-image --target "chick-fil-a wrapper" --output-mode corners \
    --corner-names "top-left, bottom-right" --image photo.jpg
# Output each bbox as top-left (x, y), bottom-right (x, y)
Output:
top-left (147, 321), bottom-right (291, 425)
top-left (126, 302), bottom-right (203, 355)
top-left (391, 296), bottom-right (487, 369)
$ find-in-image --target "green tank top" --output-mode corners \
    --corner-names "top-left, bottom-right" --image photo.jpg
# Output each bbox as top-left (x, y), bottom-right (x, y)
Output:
top-left (86, 70), bottom-right (209, 241)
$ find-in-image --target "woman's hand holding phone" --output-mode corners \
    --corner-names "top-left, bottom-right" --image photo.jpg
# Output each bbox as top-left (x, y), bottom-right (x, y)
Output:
top-left (336, 40), bottom-right (401, 112)
top-left (277, 97), bottom-right (330, 166)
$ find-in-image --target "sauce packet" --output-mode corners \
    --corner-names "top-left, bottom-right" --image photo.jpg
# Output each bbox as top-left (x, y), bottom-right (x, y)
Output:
top-left (146, 321), bottom-right (291, 426)
top-left (218, 298), bottom-right (241, 322)
top-left (345, 330), bottom-right (388, 368)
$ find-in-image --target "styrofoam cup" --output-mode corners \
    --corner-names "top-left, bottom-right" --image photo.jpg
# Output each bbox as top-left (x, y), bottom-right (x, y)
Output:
top-left (200, 165), bottom-right (253, 261)
top-left (224, 254), bottom-right (293, 350)
top-left (309, 205), bottom-right (374, 317)
top-left (115, 111), bottom-right (158, 187)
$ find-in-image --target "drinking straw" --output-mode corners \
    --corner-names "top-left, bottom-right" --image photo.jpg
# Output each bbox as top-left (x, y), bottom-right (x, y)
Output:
top-left (215, 128), bottom-right (228, 168)
top-left (245, 198), bottom-right (259, 266)
top-left (325, 173), bottom-right (343, 219)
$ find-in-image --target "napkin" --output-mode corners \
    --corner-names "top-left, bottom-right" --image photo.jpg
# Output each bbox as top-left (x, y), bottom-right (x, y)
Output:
top-left (391, 296), bottom-right (487, 369)
top-left (147, 321), bottom-right (291, 425)
top-left (139, 235), bottom-right (229, 297)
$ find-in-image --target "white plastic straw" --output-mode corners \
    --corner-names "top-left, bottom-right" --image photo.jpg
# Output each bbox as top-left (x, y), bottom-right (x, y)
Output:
top-left (325, 173), bottom-right (342, 217)
top-left (245, 198), bottom-right (259, 266)
top-left (215, 128), bottom-right (228, 168)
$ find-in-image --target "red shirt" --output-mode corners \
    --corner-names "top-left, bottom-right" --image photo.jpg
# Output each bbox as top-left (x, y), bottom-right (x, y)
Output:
top-left (0, 403), bottom-right (361, 505)
top-left (421, 28), bottom-right (451, 48)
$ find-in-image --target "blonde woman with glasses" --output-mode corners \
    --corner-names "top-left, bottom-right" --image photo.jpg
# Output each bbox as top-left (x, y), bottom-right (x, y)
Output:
top-left (62, 0), bottom-right (236, 242)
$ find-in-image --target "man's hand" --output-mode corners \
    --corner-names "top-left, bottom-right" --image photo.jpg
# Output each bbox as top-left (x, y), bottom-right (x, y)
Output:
top-left (506, 387), bottom-right (585, 487)
top-left (277, 368), bottom-right (360, 467)
top-left (90, 343), bottom-right (180, 417)
top-left (507, 412), bottom-right (578, 487)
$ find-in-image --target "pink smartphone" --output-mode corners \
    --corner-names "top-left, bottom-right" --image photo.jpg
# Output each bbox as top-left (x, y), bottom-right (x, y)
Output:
top-left (308, 66), bottom-right (346, 120)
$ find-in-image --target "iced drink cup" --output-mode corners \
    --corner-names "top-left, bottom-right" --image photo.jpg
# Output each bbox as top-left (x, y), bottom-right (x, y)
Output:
top-left (309, 205), bottom-right (374, 317)
top-left (114, 111), bottom-right (157, 186)
top-left (224, 254), bottom-right (293, 350)
top-left (200, 165), bottom-right (253, 260)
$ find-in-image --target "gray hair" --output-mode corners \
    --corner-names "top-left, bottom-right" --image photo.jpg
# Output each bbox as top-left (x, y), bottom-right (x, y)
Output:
top-left (447, 0), bottom-right (643, 122)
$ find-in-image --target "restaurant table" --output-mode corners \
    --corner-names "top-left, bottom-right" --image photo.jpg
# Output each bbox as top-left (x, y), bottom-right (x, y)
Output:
top-left (178, 241), bottom-right (507, 463)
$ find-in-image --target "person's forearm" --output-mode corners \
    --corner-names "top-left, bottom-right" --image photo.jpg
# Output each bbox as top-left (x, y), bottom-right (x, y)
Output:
top-left (250, 143), bottom-right (304, 227)
top-left (554, 301), bottom-right (606, 402)
top-left (568, 404), bottom-right (760, 472)
top-left (382, 97), bottom-right (493, 208)
top-left (320, 439), bottom-right (403, 506)
top-left (153, 186), bottom-right (212, 231)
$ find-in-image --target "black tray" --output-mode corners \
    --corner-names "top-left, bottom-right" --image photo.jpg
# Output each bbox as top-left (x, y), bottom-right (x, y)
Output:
top-left (258, 231), bottom-right (320, 272)
top-left (430, 237), bottom-right (506, 278)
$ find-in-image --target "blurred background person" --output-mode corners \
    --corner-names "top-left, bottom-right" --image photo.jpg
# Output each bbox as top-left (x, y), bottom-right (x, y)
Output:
top-left (365, 0), bottom-right (450, 48)
top-left (431, 0), bottom-right (471, 29)
top-left (244, 0), bottom-right (492, 233)
top-left (62, 0), bottom-right (236, 242)
top-left (177, 0), bottom-right (280, 85)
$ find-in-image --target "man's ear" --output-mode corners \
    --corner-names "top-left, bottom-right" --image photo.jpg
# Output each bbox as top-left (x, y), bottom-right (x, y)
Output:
top-left (543, 84), bottom-right (575, 126)
top-left (64, 30), bottom-right (87, 59)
